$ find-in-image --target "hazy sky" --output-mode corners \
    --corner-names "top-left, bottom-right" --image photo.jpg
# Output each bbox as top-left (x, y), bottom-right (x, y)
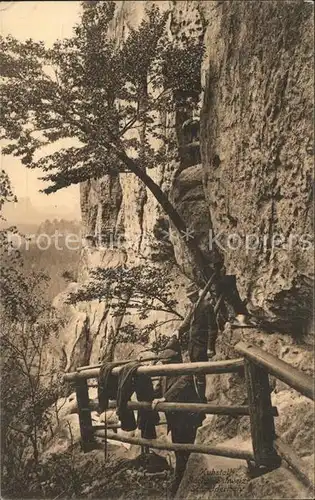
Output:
top-left (0, 1), bottom-right (82, 220)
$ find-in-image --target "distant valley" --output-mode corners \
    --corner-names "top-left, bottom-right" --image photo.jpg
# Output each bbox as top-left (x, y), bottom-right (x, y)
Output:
top-left (1, 198), bottom-right (82, 301)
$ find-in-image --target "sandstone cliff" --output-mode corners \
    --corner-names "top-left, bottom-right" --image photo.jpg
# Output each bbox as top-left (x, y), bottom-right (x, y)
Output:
top-left (47, 2), bottom-right (314, 496)
top-left (51, 0), bottom-right (313, 370)
top-left (201, 0), bottom-right (314, 335)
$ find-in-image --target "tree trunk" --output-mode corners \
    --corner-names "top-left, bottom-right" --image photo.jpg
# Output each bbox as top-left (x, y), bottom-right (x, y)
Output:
top-left (100, 293), bottom-right (132, 362)
top-left (114, 148), bottom-right (213, 284)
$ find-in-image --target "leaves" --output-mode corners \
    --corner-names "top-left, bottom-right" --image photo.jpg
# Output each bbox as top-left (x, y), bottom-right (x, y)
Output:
top-left (0, 2), bottom-right (204, 193)
top-left (67, 263), bottom-right (181, 317)
top-left (66, 262), bottom-right (183, 352)
top-left (0, 169), bottom-right (16, 214)
top-left (161, 37), bottom-right (204, 94)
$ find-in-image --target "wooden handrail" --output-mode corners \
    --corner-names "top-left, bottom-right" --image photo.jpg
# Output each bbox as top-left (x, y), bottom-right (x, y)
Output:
top-left (63, 358), bottom-right (244, 382)
top-left (95, 430), bottom-right (255, 461)
top-left (70, 339), bottom-right (313, 474)
top-left (77, 356), bottom-right (159, 372)
top-left (235, 342), bottom-right (315, 401)
top-left (90, 421), bottom-right (167, 431)
top-left (86, 399), bottom-right (278, 417)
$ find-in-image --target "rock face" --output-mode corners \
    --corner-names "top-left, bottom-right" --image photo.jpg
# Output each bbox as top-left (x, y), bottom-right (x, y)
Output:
top-left (48, 4), bottom-right (314, 496)
top-left (169, 163), bottom-right (220, 282)
top-left (201, 0), bottom-right (314, 334)
top-left (80, 173), bottom-right (123, 244)
top-left (63, 0), bottom-right (314, 365)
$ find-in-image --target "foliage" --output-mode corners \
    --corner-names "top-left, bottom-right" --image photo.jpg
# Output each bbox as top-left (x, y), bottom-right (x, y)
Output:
top-left (0, 172), bottom-right (68, 497)
top-left (62, 269), bottom-right (77, 283)
top-left (0, 2), bottom-right (203, 194)
top-left (0, 168), bottom-right (17, 216)
top-left (25, 449), bottom-right (172, 499)
top-left (67, 263), bottom-right (183, 355)
top-left (162, 37), bottom-right (204, 95)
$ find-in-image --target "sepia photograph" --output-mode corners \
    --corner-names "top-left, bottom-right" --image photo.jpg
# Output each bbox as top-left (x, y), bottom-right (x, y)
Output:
top-left (0, 1), bottom-right (314, 499)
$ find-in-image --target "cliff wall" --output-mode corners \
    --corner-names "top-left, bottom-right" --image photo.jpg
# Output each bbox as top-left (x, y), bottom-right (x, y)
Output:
top-left (48, 0), bottom-right (314, 380)
top-left (201, 0), bottom-right (314, 334)
top-left (44, 2), bottom-right (314, 496)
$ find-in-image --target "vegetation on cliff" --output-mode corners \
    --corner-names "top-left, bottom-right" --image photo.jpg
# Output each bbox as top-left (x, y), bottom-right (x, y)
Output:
top-left (67, 262), bottom-right (184, 359)
top-left (0, 1), bottom-right (211, 283)
top-left (0, 173), bottom-right (68, 496)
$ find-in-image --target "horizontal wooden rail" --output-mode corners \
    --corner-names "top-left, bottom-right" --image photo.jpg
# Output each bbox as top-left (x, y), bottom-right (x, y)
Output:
top-left (63, 358), bottom-right (244, 382)
top-left (235, 342), bottom-right (315, 401)
top-left (78, 356), bottom-right (159, 372)
top-left (274, 438), bottom-right (315, 492)
top-left (90, 423), bottom-right (121, 430)
top-left (123, 401), bottom-right (253, 416)
top-left (111, 400), bottom-right (252, 416)
top-left (90, 421), bottom-right (167, 431)
top-left (78, 363), bottom-right (105, 372)
top-left (94, 430), bottom-right (254, 460)
top-left (84, 399), bottom-right (278, 416)
top-left (88, 376), bottom-right (161, 388)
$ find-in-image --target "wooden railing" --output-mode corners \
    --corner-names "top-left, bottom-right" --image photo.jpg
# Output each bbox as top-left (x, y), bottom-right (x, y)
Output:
top-left (63, 358), bottom-right (250, 459)
top-left (64, 358), bottom-right (244, 380)
top-left (235, 341), bottom-right (314, 491)
top-left (63, 342), bottom-right (314, 490)
top-left (235, 342), bottom-right (314, 400)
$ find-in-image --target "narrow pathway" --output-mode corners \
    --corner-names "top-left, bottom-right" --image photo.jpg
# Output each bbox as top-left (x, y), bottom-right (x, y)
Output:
top-left (176, 437), bottom-right (312, 499)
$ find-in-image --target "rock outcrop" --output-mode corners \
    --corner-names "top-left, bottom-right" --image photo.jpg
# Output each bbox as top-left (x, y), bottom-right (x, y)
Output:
top-left (169, 163), bottom-right (222, 282)
top-left (201, 0), bottom-right (314, 334)
top-left (55, 0), bottom-right (314, 368)
top-left (46, 3), bottom-right (314, 497)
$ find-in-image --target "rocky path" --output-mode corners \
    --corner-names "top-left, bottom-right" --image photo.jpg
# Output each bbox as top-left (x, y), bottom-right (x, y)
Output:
top-left (176, 437), bottom-right (312, 500)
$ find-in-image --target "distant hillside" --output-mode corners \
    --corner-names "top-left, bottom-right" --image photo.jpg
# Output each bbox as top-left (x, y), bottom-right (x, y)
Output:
top-left (17, 218), bottom-right (82, 301)
top-left (1, 196), bottom-right (81, 229)
top-left (36, 218), bottom-right (82, 236)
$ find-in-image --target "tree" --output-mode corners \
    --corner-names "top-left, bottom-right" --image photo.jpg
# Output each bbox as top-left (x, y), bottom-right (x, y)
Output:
top-left (0, 298), bottom-right (65, 497)
top-left (0, 264), bottom-right (68, 497)
top-left (67, 262), bottom-right (184, 358)
top-left (0, 1), bottom-right (213, 284)
top-left (0, 168), bottom-right (16, 215)
top-left (0, 169), bottom-right (30, 320)
top-left (0, 172), bottom-right (66, 497)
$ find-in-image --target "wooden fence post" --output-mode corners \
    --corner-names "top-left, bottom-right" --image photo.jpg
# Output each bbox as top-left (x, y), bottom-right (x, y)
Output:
top-left (75, 379), bottom-right (95, 453)
top-left (244, 359), bottom-right (281, 468)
